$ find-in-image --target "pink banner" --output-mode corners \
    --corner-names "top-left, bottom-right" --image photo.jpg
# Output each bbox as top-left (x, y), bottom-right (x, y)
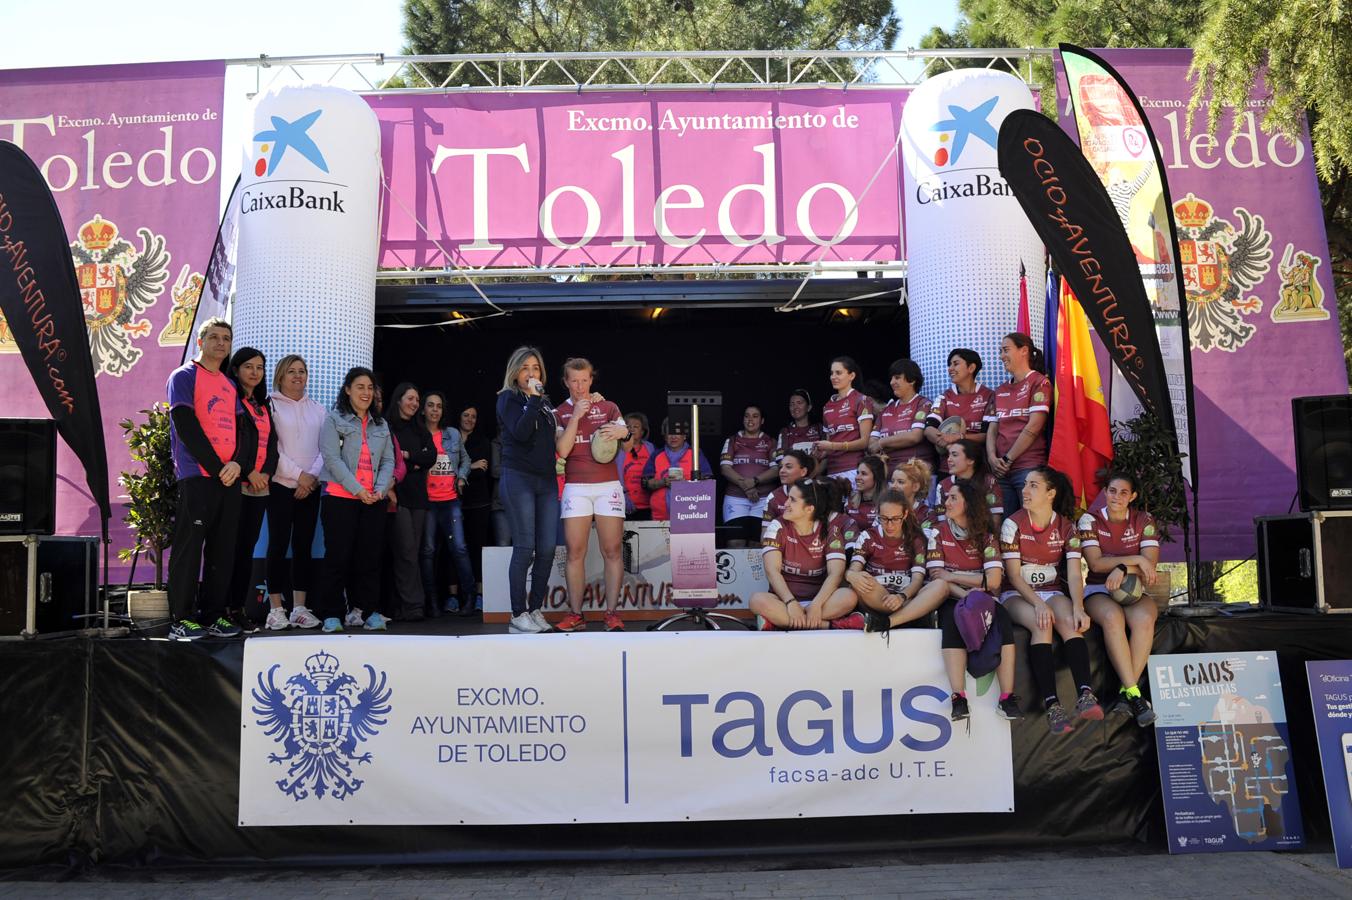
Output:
top-left (0, 61), bottom-right (226, 547)
top-left (370, 89), bottom-right (907, 269)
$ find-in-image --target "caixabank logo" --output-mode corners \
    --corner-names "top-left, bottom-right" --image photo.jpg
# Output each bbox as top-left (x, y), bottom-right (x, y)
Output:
top-left (240, 107), bottom-right (347, 215)
top-left (251, 650), bottom-right (393, 801)
top-left (913, 95), bottom-right (1015, 205)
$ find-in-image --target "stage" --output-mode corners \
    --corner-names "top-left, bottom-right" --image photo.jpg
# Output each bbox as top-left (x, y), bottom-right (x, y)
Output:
top-left (0, 610), bottom-right (1349, 867)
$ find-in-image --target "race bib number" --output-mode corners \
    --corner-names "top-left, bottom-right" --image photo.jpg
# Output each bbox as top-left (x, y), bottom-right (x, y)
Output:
top-left (1021, 563), bottom-right (1057, 588)
top-left (878, 571), bottom-right (912, 591)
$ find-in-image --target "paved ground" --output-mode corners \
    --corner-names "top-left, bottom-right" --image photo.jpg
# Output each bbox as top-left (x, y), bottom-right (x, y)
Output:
top-left (3, 846), bottom-right (1350, 898)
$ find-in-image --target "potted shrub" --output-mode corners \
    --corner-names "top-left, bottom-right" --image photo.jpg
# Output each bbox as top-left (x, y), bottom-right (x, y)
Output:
top-left (119, 403), bottom-right (177, 622)
top-left (1108, 412), bottom-right (1190, 608)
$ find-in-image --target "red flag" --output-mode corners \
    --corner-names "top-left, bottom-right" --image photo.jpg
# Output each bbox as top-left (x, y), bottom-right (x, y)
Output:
top-left (1016, 260), bottom-right (1030, 336)
top-left (1049, 280), bottom-right (1113, 509)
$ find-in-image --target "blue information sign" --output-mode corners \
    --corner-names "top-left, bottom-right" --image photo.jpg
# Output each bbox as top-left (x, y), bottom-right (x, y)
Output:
top-left (1307, 660), bottom-right (1352, 868)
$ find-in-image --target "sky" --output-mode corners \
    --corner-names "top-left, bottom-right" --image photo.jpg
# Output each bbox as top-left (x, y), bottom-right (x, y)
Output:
top-left (0, 0), bottom-right (962, 208)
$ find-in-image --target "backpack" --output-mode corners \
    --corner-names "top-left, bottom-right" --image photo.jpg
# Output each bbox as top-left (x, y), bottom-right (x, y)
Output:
top-left (954, 580), bottom-right (1003, 678)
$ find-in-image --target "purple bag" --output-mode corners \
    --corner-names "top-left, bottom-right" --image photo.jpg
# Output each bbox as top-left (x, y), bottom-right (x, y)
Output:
top-left (954, 588), bottom-right (1002, 677)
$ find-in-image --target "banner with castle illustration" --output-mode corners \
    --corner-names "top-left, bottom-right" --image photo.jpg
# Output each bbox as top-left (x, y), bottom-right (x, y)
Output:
top-left (0, 61), bottom-right (225, 541)
top-left (1057, 50), bottom-right (1348, 560)
top-left (1149, 651), bottom-right (1304, 854)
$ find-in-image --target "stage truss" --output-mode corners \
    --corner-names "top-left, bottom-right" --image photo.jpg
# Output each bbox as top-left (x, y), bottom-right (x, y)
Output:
top-left (225, 49), bottom-right (1056, 307)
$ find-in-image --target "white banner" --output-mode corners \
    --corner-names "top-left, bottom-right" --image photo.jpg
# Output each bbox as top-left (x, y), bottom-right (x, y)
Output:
top-left (482, 521), bottom-right (767, 614)
top-left (239, 632), bottom-right (1014, 826)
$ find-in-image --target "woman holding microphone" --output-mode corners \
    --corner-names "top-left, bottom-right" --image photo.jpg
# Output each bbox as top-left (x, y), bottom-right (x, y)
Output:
top-left (495, 346), bottom-right (559, 635)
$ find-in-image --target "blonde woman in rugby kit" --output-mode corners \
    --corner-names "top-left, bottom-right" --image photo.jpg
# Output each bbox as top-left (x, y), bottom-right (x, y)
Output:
top-left (555, 357), bottom-right (629, 633)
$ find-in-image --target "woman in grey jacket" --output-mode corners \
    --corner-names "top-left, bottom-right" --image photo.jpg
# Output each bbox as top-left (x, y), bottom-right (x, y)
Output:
top-left (420, 390), bottom-right (478, 616)
top-left (315, 367), bottom-right (396, 633)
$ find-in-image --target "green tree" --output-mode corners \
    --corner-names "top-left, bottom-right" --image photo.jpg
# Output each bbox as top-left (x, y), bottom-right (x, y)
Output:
top-left (402, 0), bottom-right (899, 84)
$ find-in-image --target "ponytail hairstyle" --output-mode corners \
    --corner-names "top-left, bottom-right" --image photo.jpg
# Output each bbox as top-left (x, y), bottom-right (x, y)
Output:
top-left (790, 479), bottom-right (831, 527)
top-left (1032, 465), bottom-right (1076, 520)
top-left (875, 487), bottom-right (923, 550)
top-left (830, 355), bottom-right (861, 390)
top-left (949, 438), bottom-right (989, 480)
top-left (950, 478), bottom-right (994, 552)
top-left (1103, 470), bottom-right (1138, 500)
top-left (856, 455), bottom-right (887, 502)
top-left (824, 476), bottom-right (850, 518)
top-left (1004, 332), bottom-right (1046, 374)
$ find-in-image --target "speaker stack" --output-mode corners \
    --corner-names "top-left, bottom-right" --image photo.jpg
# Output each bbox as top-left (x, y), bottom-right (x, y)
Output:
top-left (1256, 396), bottom-right (1352, 613)
top-left (0, 418), bottom-right (57, 536)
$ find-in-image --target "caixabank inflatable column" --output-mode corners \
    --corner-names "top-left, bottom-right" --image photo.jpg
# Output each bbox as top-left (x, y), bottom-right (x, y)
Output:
top-left (233, 84), bottom-right (381, 408)
top-left (902, 69), bottom-right (1046, 392)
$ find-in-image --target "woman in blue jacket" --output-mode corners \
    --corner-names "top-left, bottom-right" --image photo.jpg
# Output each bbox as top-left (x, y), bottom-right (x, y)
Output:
top-left (496, 346), bottom-right (559, 635)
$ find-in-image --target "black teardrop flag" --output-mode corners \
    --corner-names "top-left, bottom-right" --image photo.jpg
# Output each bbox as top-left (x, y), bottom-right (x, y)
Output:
top-left (996, 110), bottom-right (1175, 438)
top-left (0, 140), bottom-right (111, 524)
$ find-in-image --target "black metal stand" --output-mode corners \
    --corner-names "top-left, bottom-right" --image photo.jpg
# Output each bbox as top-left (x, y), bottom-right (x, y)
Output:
top-left (648, 607), bottom-right (751, 631)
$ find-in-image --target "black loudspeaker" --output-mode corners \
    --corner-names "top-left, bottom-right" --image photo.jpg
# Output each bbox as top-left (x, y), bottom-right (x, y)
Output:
top-left (1293, 395), bottom-right (1352, 511)
top-left (1256, 512), bottom-right (1352, 613)
top-left (0, 418), bottom-right (57, 536)
top-left (0, 535), bottom-right (99, 634)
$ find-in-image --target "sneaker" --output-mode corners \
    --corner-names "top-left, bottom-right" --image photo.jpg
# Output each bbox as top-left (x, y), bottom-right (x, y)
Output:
top-left (950, 693), bottom-right (970, 721)
top-left (231, 610), bottom-right (260, 635)
top-left (344, 608), bottom-right (365, 628)
top-left (290, 606), bottom-right (321, 629)
top-left (443, 598), bottom-right (461, 614)
top-left (321, 617), bottom-right (343, 634)
top-left (363, 612), bottom-right (389, 631)
top-left (1107, 695), bottom-right (1132, 717)
top-left (265, 607), bottom-right (290, 631)
top-left (1074, 687), bottom-right (1105, 721)
top-left (207, 616), bottom-right (243, 638)
top-left (555, 612), bottom-right (586, 633)
top-left (997, 695), bottom-right (1024, 721)
top-left (831, 611), bottom-right (866, 630)
top-left (509, 612), bottom-right (544, 634)
top-left (604, 612), bottom-right (625, 632)
top-left (756, 615), bottom-right (777, 631)
top-left (863, 610), bottom-right (892, 633)
top-left (1127, 694), bottom-right (1158, 727)
top-left (168, 619), bottom-right (205, 641)
top-left (529, 609), bottom-right (553, 633)
top-left (1046, 702), bottom-right (1075, 735)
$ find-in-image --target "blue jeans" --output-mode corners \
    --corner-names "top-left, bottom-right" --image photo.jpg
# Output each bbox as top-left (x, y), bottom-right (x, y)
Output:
top-left (998, 467), bottom-right (1032, 517)
top-left (500, 467), bottom-right (560, 615)
top-left (422, 499), bottom-right (478, 608)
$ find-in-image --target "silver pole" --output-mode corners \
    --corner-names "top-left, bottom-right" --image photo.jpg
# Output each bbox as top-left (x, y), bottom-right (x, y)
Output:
top-left (691, 404), bottom-right (700, 479)
top-left (23, 534), bottom-right (38, 638)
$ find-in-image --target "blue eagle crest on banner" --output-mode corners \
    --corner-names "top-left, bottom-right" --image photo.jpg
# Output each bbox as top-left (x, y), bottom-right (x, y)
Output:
top-left (251, 650), bottom-right (393, 801)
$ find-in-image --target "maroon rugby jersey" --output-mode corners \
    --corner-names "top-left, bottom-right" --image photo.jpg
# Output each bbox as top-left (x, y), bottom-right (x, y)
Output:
top-left (926, 385), bottom-right (994, 474)
top-left (1000, 509), bottom-right (1081, 592)
top-left (874, 394), bottom-right (934, 473)
top-left (854, 524), bottom-right (926, 589)
top-left (925, 520), bottom-right (1002, 573)
top-left (1077, 508), bottom-right (1159, 585)
top-left (556, 398), bottom-right (624, 484)
top-left (776, 423), bottom-right (823, 460)
top-left (985, 373), bottom-right (1051, 471)
top-left (720, 431), bottom-right (776, 499)
top-left (937, 472), bottom-right (1004, 519)
top-left (762, 517), bottom-right (846, 599)
top-left (820, 389), bottom-right (872, 475)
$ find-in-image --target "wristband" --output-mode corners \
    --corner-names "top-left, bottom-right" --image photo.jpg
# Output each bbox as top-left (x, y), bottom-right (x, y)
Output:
top-left (1000, 454), bottom-right (1012, 465)
top-left (1113, 563), bottom-right (1128, 575)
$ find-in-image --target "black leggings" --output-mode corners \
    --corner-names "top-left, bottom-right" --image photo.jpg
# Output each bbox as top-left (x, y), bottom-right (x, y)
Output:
top-left (228, 493), bottom-right (269, 611)
top-left (938, 599), bottom-right (1015, 650)
top-left (266, 487), bottom-right (321, 599)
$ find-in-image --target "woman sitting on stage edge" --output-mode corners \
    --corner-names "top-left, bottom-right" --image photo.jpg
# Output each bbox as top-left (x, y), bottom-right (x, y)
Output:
top-left (1000, 465), bottom-right (1097, 735)
top-left (846, 488), bottom-right (926, 632)
top-left (1079, 472), bottom-right (1161, 727)
top-left (751, 480), bottom-right (853, 630)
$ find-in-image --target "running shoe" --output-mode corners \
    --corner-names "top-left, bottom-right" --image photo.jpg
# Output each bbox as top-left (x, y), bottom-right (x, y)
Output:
top-left (555, 612), bottom-right (586, 632)
top-left (1127, 694), bottom-right (1158, 727)
top-left (950, 693), bottom-right (970, 721)
top-left (321, 617), bottom-right (343, 634)
top-left (344, 608), bottom-right (365, 628)
top-left (363, 612), bottom-right (389, 631)
top-left (509, 612), bottom-right (544, 634)
top-left (863, 610), bottom-right (892, 633)
top-left (443, 598), bottom-right (461, 614)
top-left (265, 607), bottom-right (290, 631)
top-left (231, 610), bottom-right (260, 635)
top-left (1107, 694), bottom-right (1132, 717)
top-left (1046, 702), bottom-right (1075, 735)
top-left (604, 612), bottom-right (625, 632)
top-left (290, 606), bottom-right (321, 629)
top-left (529, 609), bottom-right (553, 633)
top-left (756, 615), bottom-right (777, 631)
top-left (206, 617), bottom-right (243, 638)
top-left (997, 695), bottom-right (1024, 721)
top-left (1074, 687), bottom-right (1105, 721)
top-left (168, 619), bottom-right (205, 641)
top-left (830, 611), bottom-right (866, 630)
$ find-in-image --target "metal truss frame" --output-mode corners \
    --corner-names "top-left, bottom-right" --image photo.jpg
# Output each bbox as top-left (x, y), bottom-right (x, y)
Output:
top-left (226, 49), bottom-right (1054, 286)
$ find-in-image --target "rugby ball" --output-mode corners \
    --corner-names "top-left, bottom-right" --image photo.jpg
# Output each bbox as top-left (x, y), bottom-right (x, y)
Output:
top-left (1111, 573), bottom-right (1144, 605)
top-left (939, 415), bottom-right (966, 436)
top-left (591, 434), bottom-right (619, 464)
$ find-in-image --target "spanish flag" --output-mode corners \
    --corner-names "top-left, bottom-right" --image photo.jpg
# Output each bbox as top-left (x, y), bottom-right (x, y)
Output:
top-left (1049, 279), bottom-right (1113, 509)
